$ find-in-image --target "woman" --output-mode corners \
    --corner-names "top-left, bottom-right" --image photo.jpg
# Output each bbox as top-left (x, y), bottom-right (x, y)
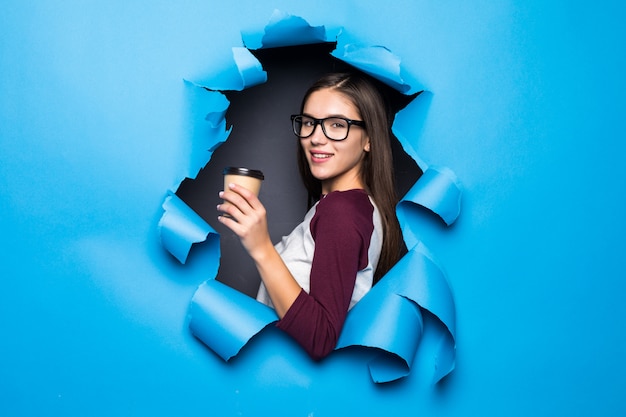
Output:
top-left (217, 72), bottom-right (404, 360)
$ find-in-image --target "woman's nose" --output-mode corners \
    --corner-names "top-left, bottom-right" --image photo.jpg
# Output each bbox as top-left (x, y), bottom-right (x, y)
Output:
top-left (309, 123), bottom-right (328, 145)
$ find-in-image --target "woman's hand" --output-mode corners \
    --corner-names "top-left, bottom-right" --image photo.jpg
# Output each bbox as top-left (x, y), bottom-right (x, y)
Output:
top-left (217, 182), bottom-right (301, 316)
top-left (217, 183), bottom-right (273, 262)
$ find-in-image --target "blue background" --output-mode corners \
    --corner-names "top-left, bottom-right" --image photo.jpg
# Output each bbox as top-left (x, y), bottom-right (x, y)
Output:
top-left (2, 1), bottom-right (625, 415)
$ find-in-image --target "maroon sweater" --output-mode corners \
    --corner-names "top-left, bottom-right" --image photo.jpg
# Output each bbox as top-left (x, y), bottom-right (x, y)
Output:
top-left (275, 190), bottom-right (377, 360)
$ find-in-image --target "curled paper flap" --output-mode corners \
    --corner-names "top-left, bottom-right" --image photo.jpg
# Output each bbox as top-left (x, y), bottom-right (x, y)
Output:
top-left (241, 9), bottom-right (338, 50)
top-left (232, 47), bottom-right (267, 90)
top-left (158, 191), bottom-right (216, 264)
top-left (399, 166), bottom-right (462, 227)
top-left (337, 291), bottom-right (424, 383)
top-left (392, 90), bottom-right (433, 164)
top-left (195, 87), bottom-right (229, 130)
top-left (191, 47), bottom-right (267, 92)
top-left (183, 81), bottom-right (232, 176)
top-left (332, 40), bottom-right (413, 94)
top-left (242, 10), bottom-right (415, 93)
top-left (189, 280), bottom-right (278, 360)
top-left (337, 243), bottom-right (456, 383)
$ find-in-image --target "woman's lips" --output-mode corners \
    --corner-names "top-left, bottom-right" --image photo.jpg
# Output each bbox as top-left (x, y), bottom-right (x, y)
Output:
top-left (310, 151), bottom-right (333, 163)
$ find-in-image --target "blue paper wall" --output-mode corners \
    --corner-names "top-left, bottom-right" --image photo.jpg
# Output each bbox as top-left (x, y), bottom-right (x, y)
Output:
top-left (2, 1), bottom-right (625, 416)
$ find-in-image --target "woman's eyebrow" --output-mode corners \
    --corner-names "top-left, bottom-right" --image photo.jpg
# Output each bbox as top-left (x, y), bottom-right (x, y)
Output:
top-left (301, 113), bottom-right (352, 119)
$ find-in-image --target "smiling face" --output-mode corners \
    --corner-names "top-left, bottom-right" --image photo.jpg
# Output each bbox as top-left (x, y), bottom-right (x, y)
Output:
top-left (300, 88), bottom-right (371, 195)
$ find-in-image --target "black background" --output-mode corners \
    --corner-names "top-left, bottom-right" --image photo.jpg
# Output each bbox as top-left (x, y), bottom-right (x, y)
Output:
top-left (176, 43), bottom-right (421, 297)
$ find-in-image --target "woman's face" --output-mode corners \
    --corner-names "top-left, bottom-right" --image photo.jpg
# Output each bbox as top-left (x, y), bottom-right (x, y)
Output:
top-left (300, 88), bottom-right (370, 194)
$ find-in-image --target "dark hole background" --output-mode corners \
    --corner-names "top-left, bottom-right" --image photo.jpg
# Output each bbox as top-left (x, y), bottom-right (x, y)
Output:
top-left (176, 43), bottom-right (422, 297)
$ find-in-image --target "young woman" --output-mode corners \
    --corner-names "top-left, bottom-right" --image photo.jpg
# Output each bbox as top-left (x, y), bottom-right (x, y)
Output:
top-left (217, 72), bottom-right (404, 360)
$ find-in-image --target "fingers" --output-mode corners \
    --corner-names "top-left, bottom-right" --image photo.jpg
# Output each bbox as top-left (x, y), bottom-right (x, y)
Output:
top-left (217, 184), bottom-right (269, 253)
top-left (216, 210), bottom-right (244, 233)
top-left (228, 182), bottom-right (257, 199)
top-left (221, 183), bottom-right (259, 210)
top-left (217, 183), bottom-right (264, 222)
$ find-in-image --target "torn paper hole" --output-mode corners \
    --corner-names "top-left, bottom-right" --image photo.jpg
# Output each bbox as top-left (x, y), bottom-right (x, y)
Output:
top-left (158, 10), bottom-right (460, 384)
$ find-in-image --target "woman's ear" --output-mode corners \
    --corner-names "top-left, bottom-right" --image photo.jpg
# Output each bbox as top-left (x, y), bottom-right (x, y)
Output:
top-left (364, 142), bottom-right (371, 152)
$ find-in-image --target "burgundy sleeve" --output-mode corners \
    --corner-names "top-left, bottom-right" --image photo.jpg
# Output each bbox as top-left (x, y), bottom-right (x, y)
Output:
top-left (276, 190), bottom-right (374, 360)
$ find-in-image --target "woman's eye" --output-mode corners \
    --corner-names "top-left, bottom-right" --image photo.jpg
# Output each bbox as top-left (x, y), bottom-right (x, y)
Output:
top-left (329, 120), bottom-right (346, 129)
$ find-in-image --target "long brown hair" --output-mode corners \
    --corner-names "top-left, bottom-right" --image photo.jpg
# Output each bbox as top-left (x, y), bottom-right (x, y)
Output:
top-left (296, 72), bottom-right (404, 283)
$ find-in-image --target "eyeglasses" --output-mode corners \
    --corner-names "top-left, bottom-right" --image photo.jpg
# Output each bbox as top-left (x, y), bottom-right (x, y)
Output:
top-left (291, 115), bottom-right (365, 141)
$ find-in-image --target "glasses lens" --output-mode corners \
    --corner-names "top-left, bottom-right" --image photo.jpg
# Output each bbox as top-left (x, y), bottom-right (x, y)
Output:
top-left (322, 117), bottom-right (349, 140)
top-left (293, 116), bottom-right (314, 137)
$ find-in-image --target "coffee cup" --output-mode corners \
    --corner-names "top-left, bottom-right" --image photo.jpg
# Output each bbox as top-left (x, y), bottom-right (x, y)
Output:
top-left (223, 167), bottom-right (264, 195)
top-left (221, 167), bottom-right (264, 216)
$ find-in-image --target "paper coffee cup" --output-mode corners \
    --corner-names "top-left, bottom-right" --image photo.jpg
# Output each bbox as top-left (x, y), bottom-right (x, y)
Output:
top-left (221, 167), bottom-right (264, 217)
top-left (222, 167), bottom-right (264, 195)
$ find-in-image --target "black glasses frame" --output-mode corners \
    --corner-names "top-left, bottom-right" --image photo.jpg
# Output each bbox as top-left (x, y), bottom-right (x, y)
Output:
top-left (290, 114), bottom-right (365, 141)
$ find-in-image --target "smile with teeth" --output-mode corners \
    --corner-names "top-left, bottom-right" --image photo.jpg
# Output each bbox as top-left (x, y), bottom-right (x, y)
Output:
top-left (310, 151), bottom-right (334, 162)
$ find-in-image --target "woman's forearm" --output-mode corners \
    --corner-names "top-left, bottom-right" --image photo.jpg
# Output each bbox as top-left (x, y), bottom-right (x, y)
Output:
top-left (250, 240), bottom-right (301, 318)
